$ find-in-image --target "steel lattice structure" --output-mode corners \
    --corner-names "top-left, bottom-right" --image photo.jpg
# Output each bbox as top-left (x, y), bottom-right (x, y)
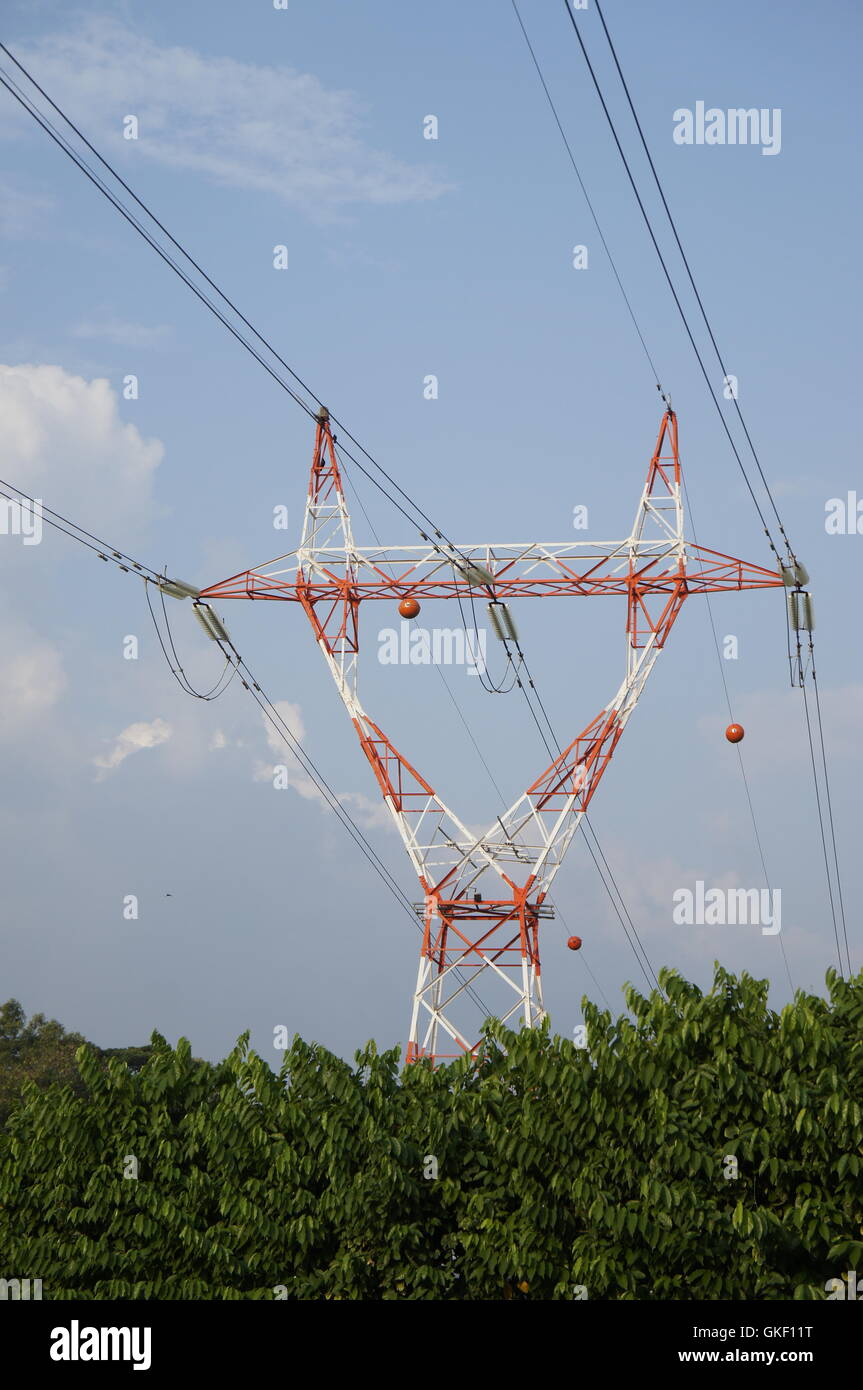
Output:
top-left (200, 408), bottom-right (784, 1062)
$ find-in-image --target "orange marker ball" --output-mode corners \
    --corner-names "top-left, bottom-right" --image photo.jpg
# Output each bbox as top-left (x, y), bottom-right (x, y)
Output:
top-left (567, 935), bottom-right (582, 951)
top-left (398, 597), bottom-right (421, 619)
top-left (725, 723), bottom-right (745, 744)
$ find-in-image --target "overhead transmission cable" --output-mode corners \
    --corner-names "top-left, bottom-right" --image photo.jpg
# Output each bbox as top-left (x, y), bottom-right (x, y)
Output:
top-left (509, 0), bottom-right (664, 398)
top-left (0, 470), bottom-right (493, 1017)
top-left (810, 669), bottom-right (851, 976)
top-left (509, 2), bottom-right (802, 988)
top-left (2, 47), bottom-right (531, 694)
top-left (0, 50), bottom-right (613, 1001)
top-left (561, 0), bottom-right (850, 975)
top-left (0, 41), bottom-right (593, 764)
top-left (7, 31), bottom-right (842, 986)
top-left (801, 660), bottom-right (852, 977)
top-left (144, 580), bottom-right (238, 702)
top-left (679, 472), bottom-right (794, 992)
top-left (590, 0), bottom-right (792, 554)
top-left (0, 479), bottom-right (163, 580)
top-left (0, 49), bottom-right (507, 624)
top-left (553, 3), bottom-right (785, 567)
top-left (216, 644), bottom-right (494, 1019)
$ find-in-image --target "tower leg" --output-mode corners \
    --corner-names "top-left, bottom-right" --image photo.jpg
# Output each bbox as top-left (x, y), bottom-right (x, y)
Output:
top-left (406, 892), bottom-right (547, 1064)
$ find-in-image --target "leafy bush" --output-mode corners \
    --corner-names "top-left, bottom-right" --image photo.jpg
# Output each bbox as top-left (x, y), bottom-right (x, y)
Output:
top-left (1, 966), bottom-right (861, 1299)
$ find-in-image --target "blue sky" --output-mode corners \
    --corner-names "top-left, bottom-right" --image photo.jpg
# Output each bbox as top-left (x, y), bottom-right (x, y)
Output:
top-left (0, 0), bottom-right (860, 1064)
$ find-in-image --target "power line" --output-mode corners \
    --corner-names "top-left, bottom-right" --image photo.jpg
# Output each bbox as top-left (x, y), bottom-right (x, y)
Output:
top-left (0, 34), bottom-right (660, 1007)
top-left (0, 469), bottom-right (493, 1019)
top-left (511, 1), bottom-right (783, 990)
top-left (801, 655), bottom-right (852, 977)
top-left (556, 1), bottom-right (785, 564)
top-left (810, 668), bottom-right (852, 975)
top-left (0, 63), bottom-right (314, 423)
top-left (0, 479), bottom-right (163, 580)
top-left (7, 24), bottom-right (845, 997)
top-left (0, 400), bottom-right (612, 1015)
top-left (577, 0), bottom-right (850, 979)
top-left (800, 674), bottom-right (847, 976)
top-left (0, 49), bottom-right (503, 613)
top-left (679, 474), bottom-right (794, 994)
top-left (217, 643), bottom-right (493, 1019)
top-left (510, 0), bottom-right (664, 397)
top-left (517, 3), bottom-right (846, 984)
top-left (591, 0), bottom-right (793, 553)
top-left (144, 580), bottom-right (238, 701)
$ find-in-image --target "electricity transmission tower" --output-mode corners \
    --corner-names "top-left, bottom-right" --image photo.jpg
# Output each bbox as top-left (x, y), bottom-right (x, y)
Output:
top-left (201, 407), bottom-right (783, 1062)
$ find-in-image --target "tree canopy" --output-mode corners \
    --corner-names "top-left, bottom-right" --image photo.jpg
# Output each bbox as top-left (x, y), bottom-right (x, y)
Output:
top-left (1, 966), bottom-right (861, 1299)
top-left (0, 999), bottom-right (153, 1126)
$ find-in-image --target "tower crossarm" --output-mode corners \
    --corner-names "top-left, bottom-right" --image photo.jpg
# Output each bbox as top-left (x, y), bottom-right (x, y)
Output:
top-left (198, 540), bottom-right (782, 604)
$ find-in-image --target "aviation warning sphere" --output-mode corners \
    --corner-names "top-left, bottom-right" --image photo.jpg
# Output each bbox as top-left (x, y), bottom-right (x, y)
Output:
top-left (398, 597), bottom-right (421, 619)
top-left (567, 936), bottom-right (583, 951)
top-left (725, 723), bottom-right (745, 744)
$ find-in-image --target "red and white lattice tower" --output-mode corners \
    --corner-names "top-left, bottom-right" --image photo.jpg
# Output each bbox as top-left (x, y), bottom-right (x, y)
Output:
top-left (200, 408), bottom-right (783, 1063)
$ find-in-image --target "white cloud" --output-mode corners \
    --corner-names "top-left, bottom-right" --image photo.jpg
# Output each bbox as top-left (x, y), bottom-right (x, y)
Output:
top-left (0, 622), bottom-right (66, 738)
top-left (261, 700), bottom-right (305, 756)
top-left (250, 701), bottom-right (389, 825)
top-left (0, 363), bottom-right (163, 539)
top-left (253, 757), bottom-right (323, 803)
top-left (253, 699), bottom-right (318, 795)
top-left (93, 716), bottom-right (172, 778)
top-left (12, 18), bottom-right (451, 212)
top-left (338, 788), bottom-right (396, 831)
